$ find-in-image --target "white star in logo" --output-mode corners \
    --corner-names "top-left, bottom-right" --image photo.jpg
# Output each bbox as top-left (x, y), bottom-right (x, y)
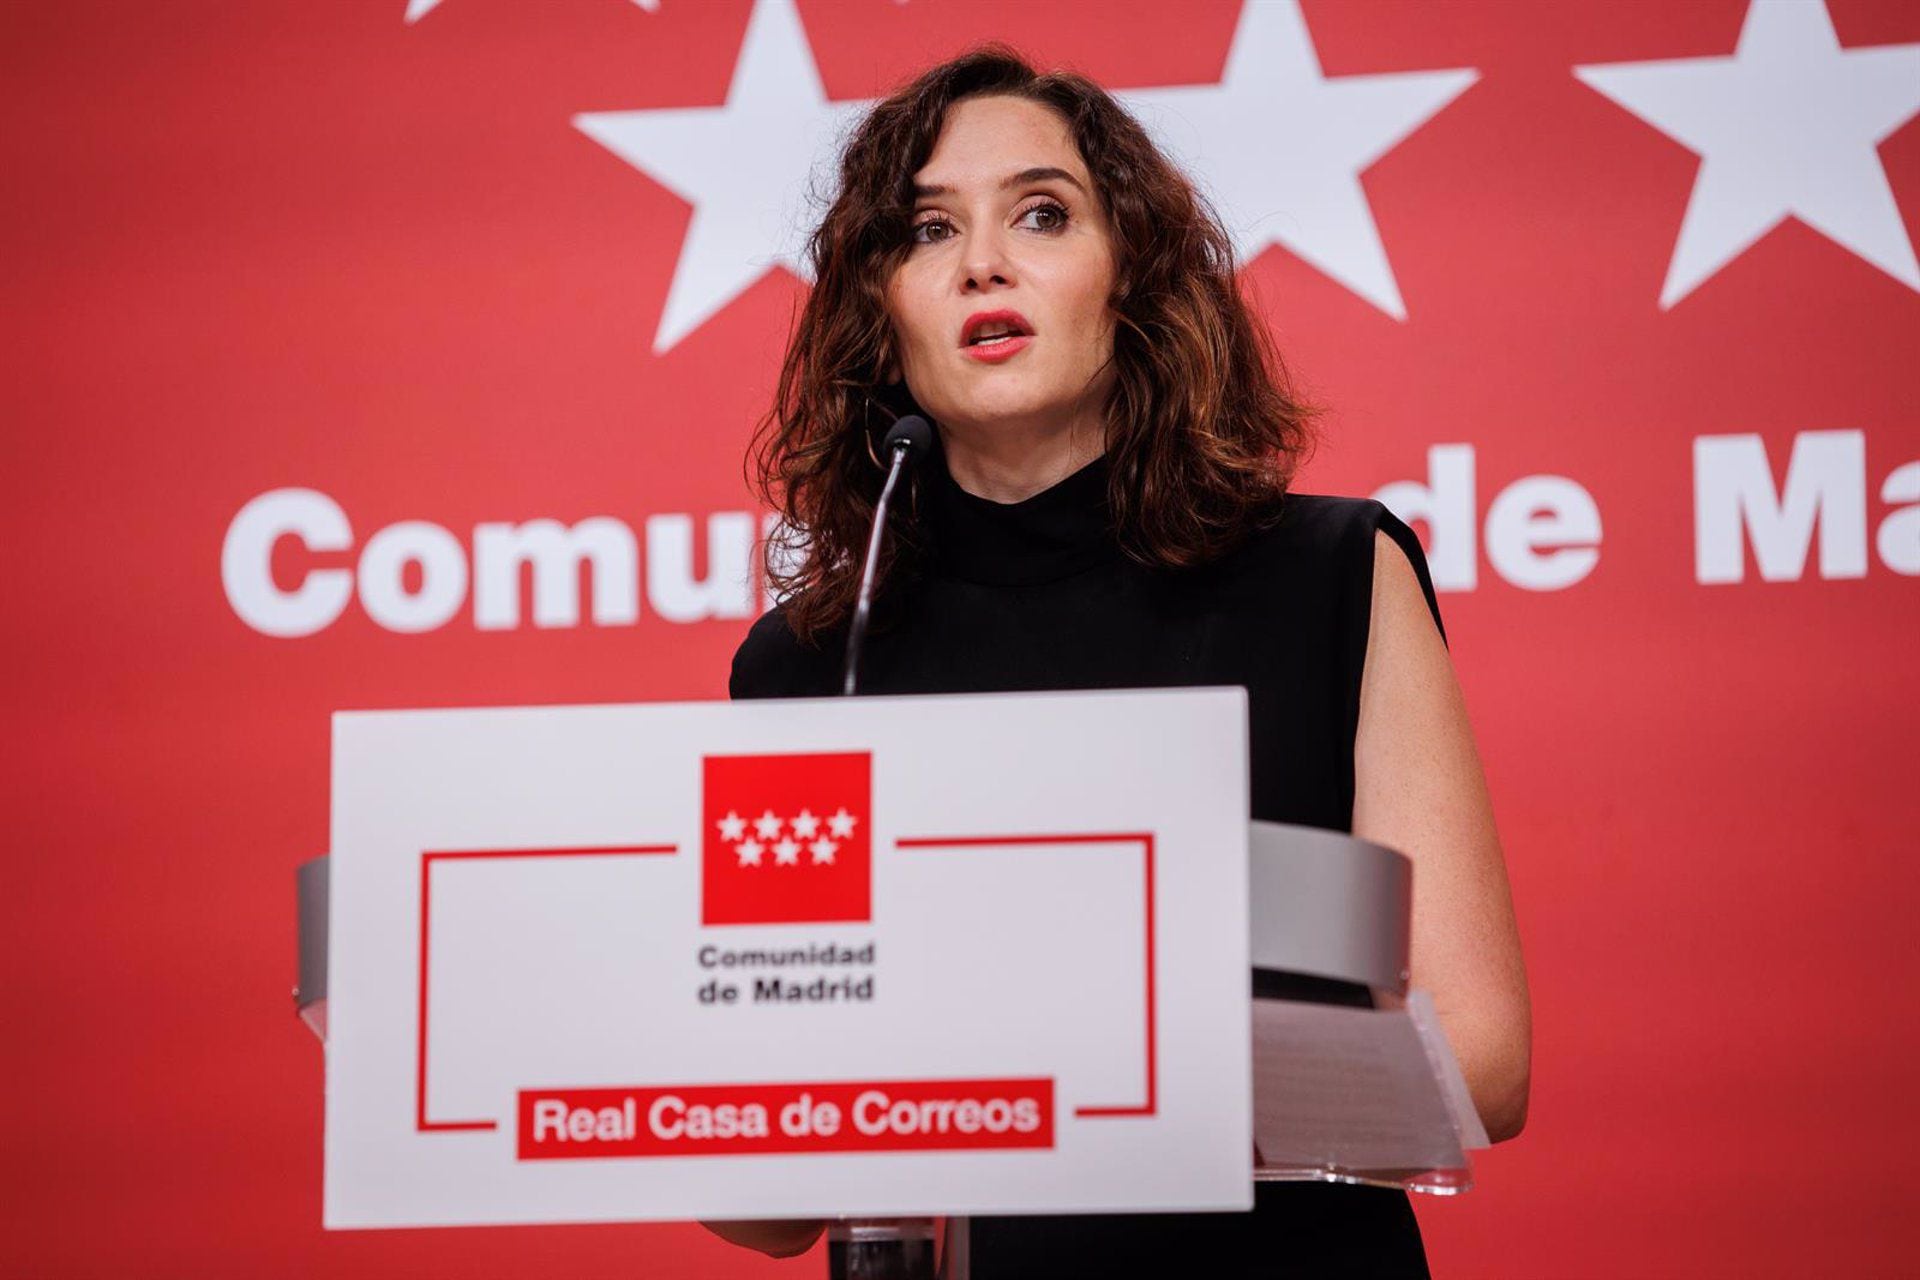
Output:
top-left (1116, 0), bottom-right (1476, 320)
top-left (717, 810), bottom-right (747, 843)
top-left (826, 807), bottom-right (857, 839)
top-left (809, 837), bottom-right (837, 865)
top-left (736, 838), bottom-right (764, 867)
top-left (753, 809), bottom-right (784, 841)
top-left (773, 837), bottom-right (802, 865)
top-left (405, 0), bottom-right (658, 23)
top-left (573, 0), bottom-right (877, 351)
top-left (790, 809), bottom-right (821, 839)
top-left (1575, 0), bottom-right (1920, 307)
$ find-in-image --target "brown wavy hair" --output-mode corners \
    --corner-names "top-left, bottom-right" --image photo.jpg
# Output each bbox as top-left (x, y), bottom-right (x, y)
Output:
top-left (749, 43), bottom-right (1321, 643)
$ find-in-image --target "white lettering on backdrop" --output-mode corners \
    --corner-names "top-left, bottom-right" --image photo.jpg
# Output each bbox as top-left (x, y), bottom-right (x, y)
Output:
top-left (1372, 444), bottom-right (1603, 592)
top-left (221, 490), bottom-right (756, 637)
top-left (219, 430), bottom-right (1915, 636)
top-left (1694, 430), bottom-right (1920, 583)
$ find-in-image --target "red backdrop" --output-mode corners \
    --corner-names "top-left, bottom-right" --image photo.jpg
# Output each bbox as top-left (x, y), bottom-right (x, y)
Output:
top-left (6, 1), bottom-right (1918, 1275)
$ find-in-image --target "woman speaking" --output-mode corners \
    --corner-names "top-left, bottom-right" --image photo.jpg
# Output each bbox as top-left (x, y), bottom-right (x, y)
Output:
top-left (709, 45), bottom-right (1530, 1278)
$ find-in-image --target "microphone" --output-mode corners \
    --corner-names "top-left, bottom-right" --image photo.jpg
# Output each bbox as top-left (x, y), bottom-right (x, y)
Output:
top-left (832, 413), bottom-right (941, 1280)
top-left (841, 414), bottom-right (933, 696)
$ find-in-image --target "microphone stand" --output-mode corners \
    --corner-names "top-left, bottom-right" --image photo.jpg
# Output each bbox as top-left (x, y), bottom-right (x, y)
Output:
top-left (842, 414), bottom-right (931, 695)
top-left (827, 415), bottom-right (963, 1279)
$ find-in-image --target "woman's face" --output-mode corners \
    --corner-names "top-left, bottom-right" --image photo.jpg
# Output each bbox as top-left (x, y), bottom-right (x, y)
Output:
top-left (884, 95), bottom-right (1119, 444)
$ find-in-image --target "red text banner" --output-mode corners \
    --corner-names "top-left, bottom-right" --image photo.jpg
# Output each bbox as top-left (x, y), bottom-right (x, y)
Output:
top-left (517, 1077), bottom-right (1056, 1159)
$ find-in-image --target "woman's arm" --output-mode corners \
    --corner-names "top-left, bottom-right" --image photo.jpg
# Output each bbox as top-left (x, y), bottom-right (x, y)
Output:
top-left (1352, 529), bottom-right (1532, 1142)
top-left (699, 1218), bottom-right (826, 1258)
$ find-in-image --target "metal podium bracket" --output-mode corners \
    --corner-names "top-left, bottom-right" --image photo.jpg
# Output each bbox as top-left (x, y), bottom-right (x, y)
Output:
top-left (1248, 820), bottom-right (1411, 997)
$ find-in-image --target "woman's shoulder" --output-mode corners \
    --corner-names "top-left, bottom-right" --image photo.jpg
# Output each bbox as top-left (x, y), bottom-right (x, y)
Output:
top-left (1262, 491), bottom-right (1410, 549)
top-left (728, 602), bottom-right (840, 700)
top-left (1214, 490), bottom-right (1408, 570)
top-left (1223, 491), bottom-right (1445, 642)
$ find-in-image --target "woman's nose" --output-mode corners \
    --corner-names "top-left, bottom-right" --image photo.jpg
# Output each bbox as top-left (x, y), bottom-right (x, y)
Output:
top-left (960, 227), bottom-right (1014, 292)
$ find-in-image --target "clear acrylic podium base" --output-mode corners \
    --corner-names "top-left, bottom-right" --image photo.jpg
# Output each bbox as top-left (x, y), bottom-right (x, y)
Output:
top-left (1252, 1164), bottom-right (1472, 1195)
top-left (1248, 991), bottom-right (1485, 1197)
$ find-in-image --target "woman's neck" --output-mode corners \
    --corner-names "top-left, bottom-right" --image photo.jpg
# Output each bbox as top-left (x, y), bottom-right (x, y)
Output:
top-left (937, 418), bottom-right (1107, 504)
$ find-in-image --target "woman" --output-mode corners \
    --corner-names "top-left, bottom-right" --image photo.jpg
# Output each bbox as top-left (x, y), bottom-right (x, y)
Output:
top-left (707, 45), bottom-right (1529, 1277)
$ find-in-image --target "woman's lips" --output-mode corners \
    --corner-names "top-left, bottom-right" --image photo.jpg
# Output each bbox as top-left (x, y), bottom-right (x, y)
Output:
top-left (962, 333), bottom-right (1033, 363)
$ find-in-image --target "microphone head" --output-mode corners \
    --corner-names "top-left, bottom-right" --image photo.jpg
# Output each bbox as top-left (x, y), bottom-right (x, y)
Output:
top-left (882, 414), bottom-right (934, 462)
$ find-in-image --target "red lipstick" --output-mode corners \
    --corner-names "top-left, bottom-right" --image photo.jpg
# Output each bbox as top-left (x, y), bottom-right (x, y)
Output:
top-left (959, 309), bottom-right (1034, 362)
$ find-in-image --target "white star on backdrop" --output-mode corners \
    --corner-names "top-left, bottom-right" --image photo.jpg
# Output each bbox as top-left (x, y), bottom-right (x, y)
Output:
top-left (736, 838), bottom-right (764, 867)
top-left (406, 0), bottom-right (658, 22)
top-left (827, 807), bottom-right (857, 839)
top-left (752, 809), bottom-right (784, 841)
top-left (809, 837), bottom-right (837, 865)
top-left (717, 810), bottom-right (747, 842)
top-left (1575, 0), bottom-right (1920, 307)
top-left (573, 0), bottom-right (876, 352)
top-left (791, 809), bottom-right (821, 839)
top-left (1117, 0), bottom-right (1477, 320)
top-left (773, 837), bottom-right (802, 866)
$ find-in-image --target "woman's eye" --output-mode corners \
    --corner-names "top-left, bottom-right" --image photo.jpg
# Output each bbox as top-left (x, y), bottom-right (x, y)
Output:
top-left (1019, 200), bottom-right (1069, 232)
top-left (909, 200), bottom-right (1070, 245)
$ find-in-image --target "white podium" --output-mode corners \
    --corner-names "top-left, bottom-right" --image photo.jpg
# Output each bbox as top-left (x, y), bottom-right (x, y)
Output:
top-left (299, 688), bottom-right (1480, 1275)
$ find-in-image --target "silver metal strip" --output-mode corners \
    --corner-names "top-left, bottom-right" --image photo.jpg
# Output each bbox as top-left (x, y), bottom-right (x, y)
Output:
top-left (1249, 821), bottom-right (1411, 996)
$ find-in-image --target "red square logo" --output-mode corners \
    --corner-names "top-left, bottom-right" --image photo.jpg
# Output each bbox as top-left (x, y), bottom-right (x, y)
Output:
top-left (702, 752), bottom-right (872, 926)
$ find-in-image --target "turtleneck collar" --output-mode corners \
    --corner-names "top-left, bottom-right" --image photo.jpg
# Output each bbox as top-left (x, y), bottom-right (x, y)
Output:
top-left (917, 434), bottom-right (1118, 586)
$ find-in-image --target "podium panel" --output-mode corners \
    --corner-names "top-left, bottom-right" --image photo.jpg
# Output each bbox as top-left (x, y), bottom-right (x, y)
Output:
top-left (325, 688), bottom-right (1252, 1229)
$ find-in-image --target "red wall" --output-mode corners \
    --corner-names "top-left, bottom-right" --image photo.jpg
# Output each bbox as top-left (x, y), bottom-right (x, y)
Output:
top-left (5, 1), bottom-right (1918, 1274)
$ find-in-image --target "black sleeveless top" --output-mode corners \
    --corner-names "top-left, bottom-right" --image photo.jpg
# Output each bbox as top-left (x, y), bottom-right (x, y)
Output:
top-left (729, 445), bottom-right (1446, 1278)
